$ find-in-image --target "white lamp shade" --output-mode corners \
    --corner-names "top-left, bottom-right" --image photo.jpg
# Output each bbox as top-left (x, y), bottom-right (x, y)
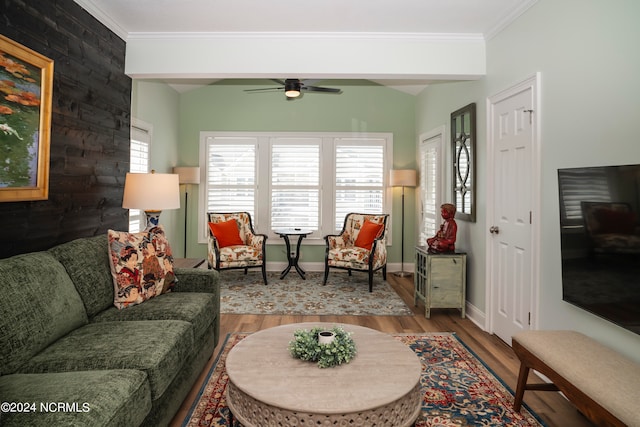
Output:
top-left (390, 169), bottom-right (417, 187)
top-left (173, 166), bottom-right (201, 184)
top-left (122, 172), bottom-right (180, 211)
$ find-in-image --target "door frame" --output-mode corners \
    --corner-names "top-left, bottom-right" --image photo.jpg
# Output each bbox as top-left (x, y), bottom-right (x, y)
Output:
top-left (484, 72), bottom-right (542, 335)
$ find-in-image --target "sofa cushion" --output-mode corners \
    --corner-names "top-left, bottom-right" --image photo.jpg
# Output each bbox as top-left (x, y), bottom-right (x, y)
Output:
top-left (107, 226), bottom-right (177, 309)
top-left (0, 252), bottom-right (88, 375)
top-left (48, 235), bottom-right (115, 318)
top-left (0, 370), bottom-right (151, 427)
top-left (91, 292), bottom-right (217, 343)
top-left (18, 320), bottom-right (194, 400)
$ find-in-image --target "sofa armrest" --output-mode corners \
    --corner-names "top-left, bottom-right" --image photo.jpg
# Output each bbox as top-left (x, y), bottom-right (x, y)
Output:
top-left (173, 268), bottom-right (220, 293)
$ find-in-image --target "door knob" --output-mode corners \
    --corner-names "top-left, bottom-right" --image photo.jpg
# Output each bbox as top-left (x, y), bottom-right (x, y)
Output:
top-left (489, 226), bottom-right (500, 234)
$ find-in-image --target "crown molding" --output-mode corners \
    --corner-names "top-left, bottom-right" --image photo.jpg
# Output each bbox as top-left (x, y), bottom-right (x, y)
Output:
top-left (75, 0), bottom-right (535, 44)
top-left (126, 31), bottom-right (485, 43)
top-left (74, 0), bottom-right (128, 40)
top-left (484, 0), bottom-right (539, 40)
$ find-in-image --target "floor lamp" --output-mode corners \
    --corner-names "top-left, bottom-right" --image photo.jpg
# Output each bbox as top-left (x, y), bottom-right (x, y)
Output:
top-left (390, 169), bottom-right (417, 277)
top-left (122, 170), bottom-right (180, 230)
top-left (173, 167), bottom-right (201, 257)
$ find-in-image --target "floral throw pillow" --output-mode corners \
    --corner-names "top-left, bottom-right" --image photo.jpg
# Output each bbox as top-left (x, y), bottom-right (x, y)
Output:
top-left (107, 225), bottom-right (177, 309)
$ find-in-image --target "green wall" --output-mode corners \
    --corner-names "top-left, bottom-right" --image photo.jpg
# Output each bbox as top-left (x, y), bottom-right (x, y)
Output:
top-left (130, 80), bottom-right (182, 248)
top-left (415, 0), bottom-right (640, 360)
top-left (177, 80), bottom-right (416, 264)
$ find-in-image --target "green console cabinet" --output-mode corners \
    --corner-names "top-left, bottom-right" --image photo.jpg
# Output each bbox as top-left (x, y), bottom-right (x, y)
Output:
top-left (414, 246), bottom-right (467, 318)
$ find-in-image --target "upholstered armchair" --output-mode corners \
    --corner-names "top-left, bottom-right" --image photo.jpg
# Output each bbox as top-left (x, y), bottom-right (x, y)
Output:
top-left (207, 212), bottom-right (268, 285)
top-left (323, 213), bottom-right (389, 292)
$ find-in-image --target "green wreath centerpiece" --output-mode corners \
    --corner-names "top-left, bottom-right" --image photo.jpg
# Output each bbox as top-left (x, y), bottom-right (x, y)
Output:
top-left (288, 326), bottom-right (357, 368)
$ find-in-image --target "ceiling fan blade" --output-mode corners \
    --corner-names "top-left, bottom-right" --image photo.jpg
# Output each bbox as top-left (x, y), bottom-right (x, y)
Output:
top-left (244, 87), bottom-right (285, 93)
top-left (302, 85), bottom-right (342, 94)
top-left (271, 79), bottom-right (286, 85)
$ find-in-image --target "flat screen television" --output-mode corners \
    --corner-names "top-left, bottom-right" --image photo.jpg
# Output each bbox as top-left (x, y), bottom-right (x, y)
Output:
top-left (557, 164), bottom-right (640, 335)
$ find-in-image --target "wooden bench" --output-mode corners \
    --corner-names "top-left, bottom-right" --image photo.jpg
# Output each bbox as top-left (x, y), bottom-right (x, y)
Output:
top-left (512, 330), bottom-right (640, 427)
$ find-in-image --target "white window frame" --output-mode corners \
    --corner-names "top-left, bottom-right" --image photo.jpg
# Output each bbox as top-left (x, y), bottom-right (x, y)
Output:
top-left (128, 118), bottom-right (152, 232)
top-left (198, 131), bottom-right (393, 244)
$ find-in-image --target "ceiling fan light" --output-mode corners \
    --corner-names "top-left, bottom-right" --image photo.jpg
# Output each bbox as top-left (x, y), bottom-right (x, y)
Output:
top-left (284, 79), bottom-right (301, 98)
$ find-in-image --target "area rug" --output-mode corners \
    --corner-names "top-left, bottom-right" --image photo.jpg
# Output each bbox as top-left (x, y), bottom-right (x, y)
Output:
top-left (219, 271), bottom-right (414, 316)
top-left (182, 332), bottom-right (547, 427)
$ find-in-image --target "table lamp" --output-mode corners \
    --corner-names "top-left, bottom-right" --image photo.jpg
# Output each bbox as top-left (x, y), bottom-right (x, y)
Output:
top-left (122, 170), bottom-right (180, 229)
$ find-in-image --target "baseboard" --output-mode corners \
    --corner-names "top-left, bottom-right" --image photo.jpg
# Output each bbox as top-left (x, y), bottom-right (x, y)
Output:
top-left (266, 261), bottom-right (325, 272)
top-left (464, 301), bottom-right (487, 332)
top-left (265, 262), bottom-right (415, 274)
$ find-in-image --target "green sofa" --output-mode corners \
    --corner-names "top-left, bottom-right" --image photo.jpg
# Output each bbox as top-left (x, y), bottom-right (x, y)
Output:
top-left (0, 235), bottom-right (220, 426)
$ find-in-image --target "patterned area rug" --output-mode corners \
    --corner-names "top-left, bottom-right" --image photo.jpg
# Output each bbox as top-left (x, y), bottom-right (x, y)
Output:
top-left (182, 332), bottom-right (547, 427)
top-left (219, 271), bottom-right (414, 316)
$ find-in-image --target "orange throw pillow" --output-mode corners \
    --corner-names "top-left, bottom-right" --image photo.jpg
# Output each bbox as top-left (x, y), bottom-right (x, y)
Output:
top-left (208, 219), bottom-right (244, 248)
top-left (354, 219), bottom-right (384, 251)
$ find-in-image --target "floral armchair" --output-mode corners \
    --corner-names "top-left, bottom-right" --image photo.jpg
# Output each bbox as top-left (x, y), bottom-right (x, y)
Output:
top-left (323, 213), bottom-right (389, 292)
top-left (207, 212), bottom-right (268, 285)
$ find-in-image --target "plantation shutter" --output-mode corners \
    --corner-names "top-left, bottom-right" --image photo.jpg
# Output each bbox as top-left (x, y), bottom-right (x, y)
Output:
top-left (334, 140), bottom-right (385, 230)
top-left (206, 138), bottom-right (257, 218)
top-left (129, 123), bottom-right (151, 232)
top-left (270, 139), bottom-right (320, 230)
top-left (420, 139), bottom-right (440, 242)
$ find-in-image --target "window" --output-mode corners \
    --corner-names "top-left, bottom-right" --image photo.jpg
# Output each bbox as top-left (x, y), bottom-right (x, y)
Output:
top-left (418, 128), bottom-right (444, 244)
top-left (129, 119), bottom-right (152, 232)
top-left (271, 139), bottom-right (320, 230)
top-left (199, 132), bottom-right (392, 243)
top-left (335, 139), bottom-right (385, 229)
top-left (204, 138), bottom-right (257, 217)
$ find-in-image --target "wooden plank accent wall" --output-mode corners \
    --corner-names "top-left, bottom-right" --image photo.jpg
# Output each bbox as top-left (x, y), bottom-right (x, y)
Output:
top-left (0, 0), bottom-right (131, 258)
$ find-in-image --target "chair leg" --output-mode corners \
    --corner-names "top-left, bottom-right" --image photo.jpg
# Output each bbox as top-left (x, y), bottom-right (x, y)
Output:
top-left (382, 265), bottom-right (387, 280)
top-left (348, 269), bottom-right (352, 276)
top-left (261, 264), bottom-right (268, 286)
top-left (323, 265), bottom-right (329, 286)
top-left (368, 270), bottom-right (373, 292)
top-left (244, 268), bottom-right (248, 275)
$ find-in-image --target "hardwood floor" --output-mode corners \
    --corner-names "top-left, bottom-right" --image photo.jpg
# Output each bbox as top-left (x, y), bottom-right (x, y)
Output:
top-left (170, 274), bottom-right (594, 427)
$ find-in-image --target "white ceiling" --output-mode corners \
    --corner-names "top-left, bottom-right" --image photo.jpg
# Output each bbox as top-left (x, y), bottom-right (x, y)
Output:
top-left (74, 0), bottom-right (537, 94)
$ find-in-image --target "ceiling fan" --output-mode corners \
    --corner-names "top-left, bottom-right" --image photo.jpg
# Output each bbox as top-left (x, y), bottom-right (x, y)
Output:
top-left (244, 79), bottom-right (342, 99)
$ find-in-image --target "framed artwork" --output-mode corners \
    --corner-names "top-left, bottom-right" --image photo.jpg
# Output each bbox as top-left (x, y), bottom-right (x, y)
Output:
top-left (0, 34), bottom-right (54, 202)
top-left (451, 102), bottom-right (476, 222)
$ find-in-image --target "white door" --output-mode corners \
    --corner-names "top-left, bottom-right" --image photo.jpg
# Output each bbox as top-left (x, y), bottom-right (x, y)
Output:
top-left (418, 127), bottom-right (444, 245)
top-left (487, 75), bottom-right (540, 345)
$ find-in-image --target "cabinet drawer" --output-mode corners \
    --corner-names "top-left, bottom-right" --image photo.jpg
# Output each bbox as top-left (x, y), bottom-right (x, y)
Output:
top-left (431, 284), bottom-right (462, 306)
top-left (429, 257), bottom-right (463, 282)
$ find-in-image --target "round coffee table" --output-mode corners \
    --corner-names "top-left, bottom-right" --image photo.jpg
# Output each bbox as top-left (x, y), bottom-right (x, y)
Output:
top-left (225, 322), bottom-right (422, 426)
